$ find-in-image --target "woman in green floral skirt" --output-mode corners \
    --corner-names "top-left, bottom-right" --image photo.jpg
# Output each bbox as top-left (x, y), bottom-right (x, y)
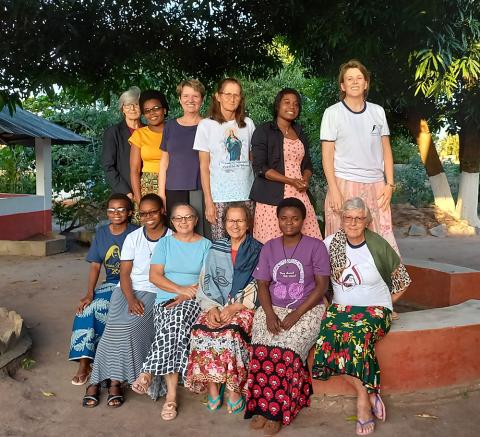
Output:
top-left (312, 197), bottom-right (411, 436)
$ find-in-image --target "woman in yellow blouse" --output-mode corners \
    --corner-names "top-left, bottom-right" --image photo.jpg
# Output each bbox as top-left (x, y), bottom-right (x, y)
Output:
top-left (129, 90), bottom-right (169, 204)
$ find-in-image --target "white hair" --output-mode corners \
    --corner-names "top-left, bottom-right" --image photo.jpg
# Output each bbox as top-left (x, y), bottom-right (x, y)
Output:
top-left (118, 86), bottom-right (141, 111)
top-left (341, 197), bottom-right (372, 224)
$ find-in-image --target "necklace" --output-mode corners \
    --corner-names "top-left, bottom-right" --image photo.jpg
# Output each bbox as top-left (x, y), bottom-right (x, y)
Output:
top-left (282, 235), bottom-right (303, 272)
top-left (284, 126), bottom-right (289, 136)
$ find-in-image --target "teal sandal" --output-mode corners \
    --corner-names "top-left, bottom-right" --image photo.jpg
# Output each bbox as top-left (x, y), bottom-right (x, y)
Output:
top-left (227, 396), bottom-right (246, 415)
top-left (207, 384), bottom-right (225, 411)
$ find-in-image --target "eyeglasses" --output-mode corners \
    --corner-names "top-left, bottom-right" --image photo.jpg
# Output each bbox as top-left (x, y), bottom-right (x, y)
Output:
top-left (123, 103), bottom-right (140, 111)
top-left (139, 209), bottom-right (161, 218)
top-left (107, 207), bottom-right (128, 214)
top-left (343, 216), bottom-right (367, 224)
top-left (171, 214), bottom-right (196, 223)
top-left (143, 105), bottom-right (164, 115)
top-left (219, 92), bottom-right (241, 100)
top-left (226, 219), bottom-right (247, 225)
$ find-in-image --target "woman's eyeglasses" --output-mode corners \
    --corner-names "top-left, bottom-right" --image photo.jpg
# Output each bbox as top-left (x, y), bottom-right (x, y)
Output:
top-left (107, 207), bottom-right (128, 214)
top-left (226, 219), bottom-right (247, 225)
top-left (143, 105), bottom-right (164, 115)
top-left (139, 209), bottom-right (161, 218)
top-left (123, 103), bottom-right (140, 111)
top-left (343, 216), bottom-right (367, 224)
top-left (171, 215), bottom-right (196, 223)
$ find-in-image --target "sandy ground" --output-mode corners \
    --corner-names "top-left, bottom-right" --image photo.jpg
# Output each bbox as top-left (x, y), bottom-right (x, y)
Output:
top-left (1, 235), bottom-right (479, 437)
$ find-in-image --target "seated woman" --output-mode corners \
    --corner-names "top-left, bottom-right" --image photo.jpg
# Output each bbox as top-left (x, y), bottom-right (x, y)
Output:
top-left (84, 194), bottom-right (171, 408)
top-left (245, 197), bottom-right (330, 435)
top-left (312, 197), bottom-right (411, 436)
top-left (131, 203), bottom-right (211, 421)
top-left (69, 193), bottom-right (137, 385)
top-left (185, 203), bottom-right (262, 414)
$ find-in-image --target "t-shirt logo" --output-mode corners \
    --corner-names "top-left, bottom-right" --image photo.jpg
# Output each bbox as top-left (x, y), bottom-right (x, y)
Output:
top-left (371, 124), bottom-right (382, 136)
top-left (225, 128), bottom-right (242, 161)
top-left (104, 244), bottom-right (121, 276)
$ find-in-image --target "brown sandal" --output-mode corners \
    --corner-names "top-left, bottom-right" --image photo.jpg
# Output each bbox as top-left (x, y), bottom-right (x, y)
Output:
top-left (131, 372), bottom-right (152, 395)
top-left (161, 401), bottom-right (178, 421)
top-left (250, 415), bottom-right (267, 430)
top-left (263, 420), bottom-right (281, 436)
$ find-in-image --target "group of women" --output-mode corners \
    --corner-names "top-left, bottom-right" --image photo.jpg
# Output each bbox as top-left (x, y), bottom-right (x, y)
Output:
top-left (69, 59), bottom-right (411, 436)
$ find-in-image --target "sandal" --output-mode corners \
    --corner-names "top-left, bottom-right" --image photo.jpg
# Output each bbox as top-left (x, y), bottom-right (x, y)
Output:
top-left (250, 415), bottom-right (267, 430)
top-left (207, 384), bottom-right (225, 411)
top-left (227, 396), bottom-right (245, 415)
top-left (131, 372), bottom-right (152, 395)
top-left (161, 401), bottom-right (178, 421)
top-left (106, 381), bottom-right (124, 408)
top-left (72, 372), bottom-right (90, 386)
top-left (371, 393), bottom-right (386, 422)
top-left (82, 384), bottom-right (100, 408)
top-left (356, 418), bottom-right (375, 435)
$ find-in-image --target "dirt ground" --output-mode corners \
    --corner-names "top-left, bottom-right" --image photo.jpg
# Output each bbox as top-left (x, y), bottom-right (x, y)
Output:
top-left (1, 235), bottom-right (479, 437)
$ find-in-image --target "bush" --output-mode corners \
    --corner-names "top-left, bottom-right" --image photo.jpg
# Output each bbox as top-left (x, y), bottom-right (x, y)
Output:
top-left (391, 133), bottom-right (418, 164)
top-left (393, 155), bottom-right (434, 206)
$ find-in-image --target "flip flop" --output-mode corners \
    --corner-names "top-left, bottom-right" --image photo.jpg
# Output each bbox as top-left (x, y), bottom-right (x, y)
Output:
top-left (371, 393), bottom-right (386, 422)
top-left (356, 419), bottom-right (375, 435)
top-left (131, 372), bottom-right (152, 395)
top-left (227, 396), bottom-right (245, 414)
top-left (161, 401), bottom-right (178, 421)
top-left (82, 384), bottom-right (99, 408)
top-left (72, 372), bottom-right (90, 386)
top-left (207, 384), bottom-right (225, 411)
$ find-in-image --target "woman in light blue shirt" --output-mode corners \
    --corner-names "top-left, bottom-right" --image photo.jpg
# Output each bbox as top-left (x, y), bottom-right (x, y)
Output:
top-left (131, 203), bottom-right (211, 421)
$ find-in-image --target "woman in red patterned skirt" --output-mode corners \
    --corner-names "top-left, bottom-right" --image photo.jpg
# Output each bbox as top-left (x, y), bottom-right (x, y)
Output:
top-left (244, 197), bottom-right (330, 434)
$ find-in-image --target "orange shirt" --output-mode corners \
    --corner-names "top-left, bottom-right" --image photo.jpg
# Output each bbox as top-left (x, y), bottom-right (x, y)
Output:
top-left (129, 127), bottom-right (162, 173)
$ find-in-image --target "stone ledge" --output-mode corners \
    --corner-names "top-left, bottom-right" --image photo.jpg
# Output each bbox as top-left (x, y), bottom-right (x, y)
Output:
top-left (0, 232), bottom-right (66, 256)
top-left (0, 327), bottom-right (32, 377)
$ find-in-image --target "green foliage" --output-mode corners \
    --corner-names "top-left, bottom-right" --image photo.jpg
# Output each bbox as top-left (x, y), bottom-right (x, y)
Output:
top-left (438, 134), bottom-right (460, 161)
top-left (391, 133), bottom-right (418, 164)
top-left (0, 145), bottom-right (36, 193)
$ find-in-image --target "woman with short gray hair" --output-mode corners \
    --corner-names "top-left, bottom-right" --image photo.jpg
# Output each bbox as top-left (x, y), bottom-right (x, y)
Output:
top-left (102, 86), bottom-right (142, 196)
top-left (312, 197), bottom-right (411, 435)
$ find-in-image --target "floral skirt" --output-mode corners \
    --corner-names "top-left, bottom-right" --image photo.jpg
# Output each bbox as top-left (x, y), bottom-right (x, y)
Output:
top-left (324, 177), bottom-right (399, 254)
top-left (69, 282), bottom-right (115, 361)
top-left (311, 304), bottom-right (392, 393)
top-left (133, 172), bottom-right (159, 224)
top-left (185, 308), bottom-right (254, 396)
top-left (245, 305), bottom-right (324, 426)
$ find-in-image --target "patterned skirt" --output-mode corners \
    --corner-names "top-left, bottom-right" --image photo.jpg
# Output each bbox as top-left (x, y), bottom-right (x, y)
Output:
top-left (245, 305), bottom-right (324, 426)
top-left (185, 308), bottom-right (254, 396)
top-left (132, 172), bottom-right (160, 224)
top-left (89, 288), bottom-right (156, 385)
top-left (69, 282), bottom-right (115, 361)
top-left (142, 299), bottom-right (201, 400)
top-left (324, 177), bottom-right (399, 254)
top-left (311, 304), bottom-right (392, 393)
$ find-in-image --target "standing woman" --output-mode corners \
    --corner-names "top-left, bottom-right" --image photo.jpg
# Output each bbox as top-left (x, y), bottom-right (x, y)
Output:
top-left (250, 88), bottom-right (322, 244)
top-left (102, 87), bottom-right (142, 197)
top-left (193, 77), bottom-right (255, 240)
top-left (129, 90), bottom-right (169, 205)
top-left (158, 79), bottom-right (206, 234)
top-left (131, 204), bottom-right (211, 420)
top-left (84, 194), bottom-right (172, 408)
top-left (321, 59), bottom-right (398, 253)
top-left (244, 198), bottom-right (330, 435)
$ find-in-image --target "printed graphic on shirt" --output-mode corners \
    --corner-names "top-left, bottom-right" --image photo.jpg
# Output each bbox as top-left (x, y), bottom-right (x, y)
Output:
top-left (104, 244), bottom-right (121, 277)
top-left (334, 256), bottom-right (364, 291)
top-left (225, 128), bottom-right (242, 161)
top-left (271, 258), bottom-right (305, 308)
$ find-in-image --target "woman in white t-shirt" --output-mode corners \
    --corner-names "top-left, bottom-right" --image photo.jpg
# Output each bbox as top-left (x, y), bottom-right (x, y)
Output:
top-left (84, 194), bottom-right (172, 408)
top-left (193, 77), bottom-right (255, 240)
top-left (321, 59), bottom-right (399, 254)
top-left (312, 198), bottom-right (411, 436)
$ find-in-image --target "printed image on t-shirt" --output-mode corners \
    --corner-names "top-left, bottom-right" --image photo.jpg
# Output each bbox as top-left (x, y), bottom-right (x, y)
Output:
top-left (104, 244), bottom-right (122, 278)
top-left (334, 256), bottom-right (364, 291)
top-left (225, 128), bottom-right (242, 161)
top-left (271, 258), bottom-right (305, 309)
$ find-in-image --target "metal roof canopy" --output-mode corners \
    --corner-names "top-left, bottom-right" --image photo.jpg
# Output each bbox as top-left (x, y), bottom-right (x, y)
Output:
top-left (0, 106), bottom-right (89, 146)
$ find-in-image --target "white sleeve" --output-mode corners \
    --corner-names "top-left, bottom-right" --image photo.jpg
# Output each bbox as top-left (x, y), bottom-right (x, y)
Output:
top-left (246, 118), bottom-right (255, 151)
top-left (120, 232), bottom-right (136, 261)
top-left (193, 120), bottom-right (211, 152)
top-left (320, 106), bottom-right (337, 141)
top-left (380, 107), bottom-right (390, 136)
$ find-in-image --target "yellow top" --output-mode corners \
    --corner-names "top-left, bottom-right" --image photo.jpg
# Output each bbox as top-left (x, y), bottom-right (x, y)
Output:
top-left (129, 126), bottom-right (163, 173)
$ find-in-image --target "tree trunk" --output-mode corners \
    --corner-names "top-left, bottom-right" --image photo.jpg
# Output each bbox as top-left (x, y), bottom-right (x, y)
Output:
top-left (405, 109), bottom-right (456, 213)
top-left (456, 120), bottom-right (480, 227)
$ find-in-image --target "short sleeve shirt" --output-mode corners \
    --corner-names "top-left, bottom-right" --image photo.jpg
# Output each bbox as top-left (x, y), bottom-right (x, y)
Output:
top-left (120, 227), bottom-right (173, 293)
top-left (86, 223), bottom-right (138, 283)
top-left (150, 235), bottom-right (212, 303)
top-left (253, 236), bottom-right (330, 309)
top-left (320, 101), bottom-right (390, 183)
top-left (160, 119), bottom-right (200, 191)
top-left (193, 117), bottom-right (255, 202)
top-left (323, 235), bottom-right (393, 310)
top-left (129, 126), bottom-right (163, 173)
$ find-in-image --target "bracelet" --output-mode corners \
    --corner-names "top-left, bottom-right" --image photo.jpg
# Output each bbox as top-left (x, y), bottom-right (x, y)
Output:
top-left (386, 182), bottom-right (396, 190)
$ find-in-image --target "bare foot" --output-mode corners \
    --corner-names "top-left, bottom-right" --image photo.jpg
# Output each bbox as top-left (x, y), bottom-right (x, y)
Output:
top-left (356, 398), bottom-right (375, 435)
